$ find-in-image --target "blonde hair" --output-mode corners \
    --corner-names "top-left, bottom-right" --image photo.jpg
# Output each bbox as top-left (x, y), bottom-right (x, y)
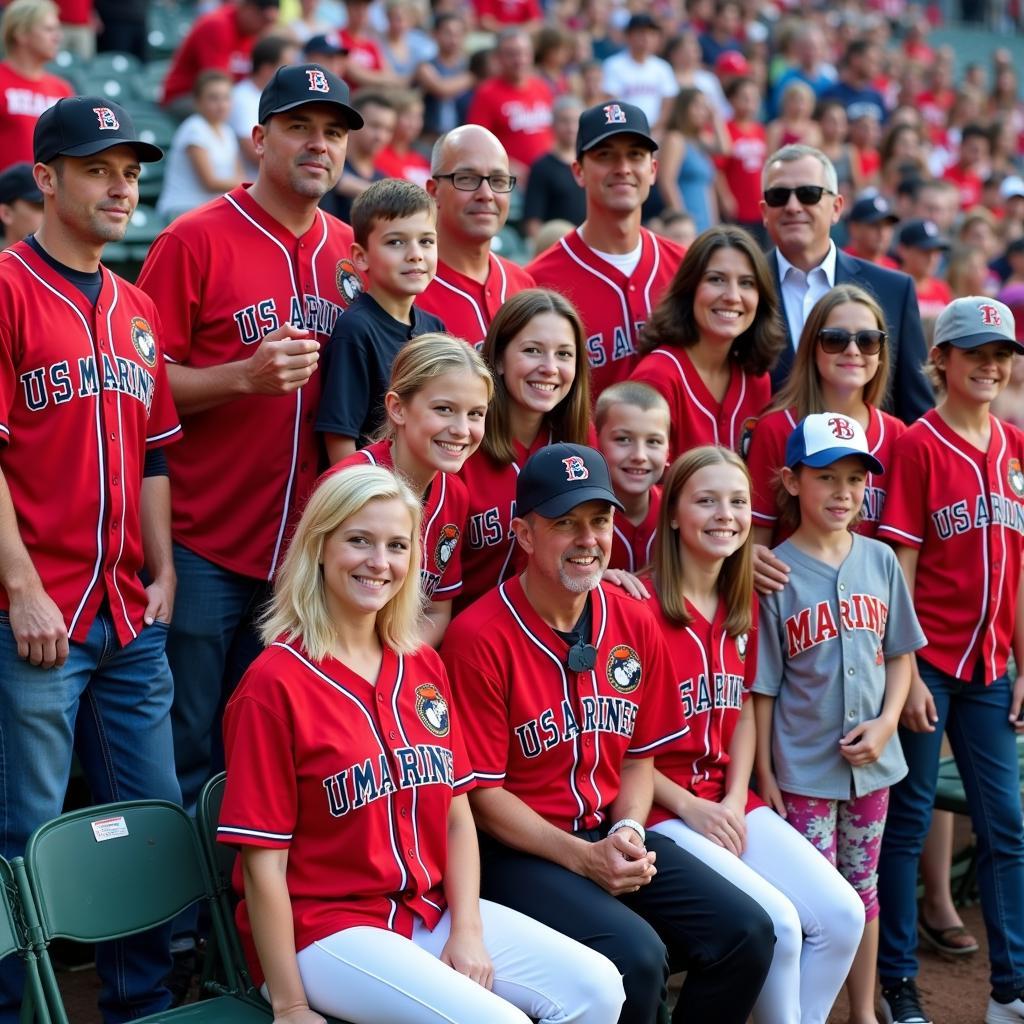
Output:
top-left (768, 284), bottom-right (891, 417)
top-left (260, 466), bottom-right (424, 659)
top-left (652, 447), bottom-right (754, 635)
top-left (594, 380), bottom-right (670, 433)
top-left (380, 332), bottom-right (494, 441)
top-left (2, 0), bottom-right (58, 51)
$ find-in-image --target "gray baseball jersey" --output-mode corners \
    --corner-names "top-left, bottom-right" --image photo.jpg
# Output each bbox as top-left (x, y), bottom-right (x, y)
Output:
top-left (753, 534), bottom-right (926, 799)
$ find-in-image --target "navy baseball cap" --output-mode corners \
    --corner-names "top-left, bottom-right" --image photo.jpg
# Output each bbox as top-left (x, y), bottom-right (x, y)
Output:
top-left (576, 101), bottom-right (657, 159)
top-left (34, 97), bottom-right (163, 164)
top-left (304, 32), bottom-right (349, 57)
top-left (259, 63), bottom-right (363, 127)
top-left (516, 444), bottom-right (625, 518)
top-left (848, 192), bottom-right (898, 225)
top-left (897, 218), bottom-right (949, 251)
top-left (933, 296), bottom-right (1024, 354)
top-left (785, 413), bottom-right (884, 474)
top-left (0, 163), bottom-right (42, 205)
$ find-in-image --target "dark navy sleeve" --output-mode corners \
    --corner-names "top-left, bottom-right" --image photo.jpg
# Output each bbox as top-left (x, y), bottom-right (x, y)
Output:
top-left (315, 305), bottom-right (372, 440)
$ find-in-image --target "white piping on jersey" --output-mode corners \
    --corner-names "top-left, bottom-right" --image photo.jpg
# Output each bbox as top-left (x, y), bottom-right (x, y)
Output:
top-left (498, 581), bottom-right (588, 829)
top-left (7, 250), bottom-right (107, 637)
top-left (878, 524), bottom-right (924, 545)
top-left (431, 255), bottom-right (508, 341)
top-left (612, 524), bottom-right (636, 572)
top-left (224, 193), bottom-right (319, 580)
top-left (274, 640), bottom-right (409, 895)
top-left (986, 420), bottom-right (1009, 682)
top-left (643, 235), bottom-right (662, 312)
top-left (217, 823), bottom-right (293, 841)
top-left (684, 623), bottom-right (713, 784)
top-left (583, 586), bottom-right (609, 820)
top-left (919, 416), bottom-right (991, 678)
top-left (147, 424), bottom-right (181, 444)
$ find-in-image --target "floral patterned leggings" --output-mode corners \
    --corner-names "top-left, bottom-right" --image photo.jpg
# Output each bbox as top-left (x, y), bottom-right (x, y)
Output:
top-left (781, 788), bottom-right (890, 922)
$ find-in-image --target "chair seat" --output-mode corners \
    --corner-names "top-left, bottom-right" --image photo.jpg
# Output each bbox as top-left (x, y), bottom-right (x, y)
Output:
top-left (133, 995), bottom-right (272, 1023)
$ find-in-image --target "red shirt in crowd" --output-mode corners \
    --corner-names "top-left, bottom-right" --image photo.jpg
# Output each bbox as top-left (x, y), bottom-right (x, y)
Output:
top-left (722, 120), bottom-right (767, 224)
top-left (843, 244), bottom-right (899, 270)
top-left (0, 62), bottom-right (73, 172)
top-left (913, 275), bottom-right (954, 320)
top-left (474, 0), bottom-right (542, 24)
top-left (375, 146), bottom-right (431, 188)
top-left (467, 76), bottom-right (554, 170)
top-left (944, 164), bottom-right (984, 210)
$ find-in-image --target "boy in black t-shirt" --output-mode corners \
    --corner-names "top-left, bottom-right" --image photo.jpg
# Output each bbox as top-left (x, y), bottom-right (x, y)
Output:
top-left (318, 178), bottom-right (447, 461)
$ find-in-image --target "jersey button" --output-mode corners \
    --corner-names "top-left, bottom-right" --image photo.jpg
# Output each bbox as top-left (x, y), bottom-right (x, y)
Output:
top-left (377, 693), bottom-right (385, 703)
top-left (847, 667), bottom-right (855, 676)
top-left (389, 730), bottom-right (397, 740)
top-left (838, 583), bottom-right (846, 591)
top-left (848, 710), bottom-right (856, 719)
top-left (109, 432), bottom-right (116, 440)
top-left (400, 807), bottom-right (408, 817)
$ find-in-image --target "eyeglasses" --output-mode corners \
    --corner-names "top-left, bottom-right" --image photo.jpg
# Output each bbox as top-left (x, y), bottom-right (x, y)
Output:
top-left (433, 172), bottom-right (517, 193)
top-left (817, 328), bottom-right (887, 354)
top-left (566, 636), bottom-right (598, 673)
top-left (762, 185), bottom-right (836, 207)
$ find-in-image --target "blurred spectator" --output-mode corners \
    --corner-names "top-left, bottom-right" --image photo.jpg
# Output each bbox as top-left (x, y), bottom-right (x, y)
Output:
top-left (989, 63), bottom-right (1023, 138)
top-left (578, 58), bottom-right (609, 107)
top-left (766, 80), bottom-right (821, 153)
top-left (991, 283), bottom-right (1024, 428)
top-left (768, 24), bottom-right (835, 120)
top-left (878, 122), bottom-right (929, 195)
top-left (698, 0), bottom-right (743, 69)
top-left (934, 85), bottom-right (985, 169)
top-left (304, 30), bottom-right (349, 79)
top-left (535, 26), bottom-right (578, 98)
top-left (322, 90), bottom-right (395, 222)
top-left (916, 54), bottom-right (956, 143)
top-left (56, 0), bottom-right (94, 58)
top-left (602, 14), bottom-right (677, 132)
top-left (720, 76), bottom-right (766, 239)
top-left (894, 174), bottom-right (924, 221)
top-left (990, 116), bottom-right (1024, 176)
top-left (816, 98), bottom-right (860, 198)
top-left (375, 89), bottom-right (432, 187)
top-left (416, 13), bottom-right (473, 141)
top-left (530, 216), bottom-right (574, 256)
top-left (895, 217), bottom-right (953, 319)
top-left (943, 123), bottom-right (992, 210)
top-left (158, 70), bottom-right (243, 220)
top-left (946, 244), bottom-right (993, 298)
top-left (340, 0), bottom-right (398, 88)
top-left (712, 49), bottom-right (752, 112)
top-left (380, 0), bottom-right (437, 85)
top-left (658, 87), bottom-right (727, 232)
top-left (656, 207), bottom-right (696, 246)
top-left (664, 30), bottom-right (727, 119)
top-left (475, 0), bottom-right (541, 32)
top-left (162, 0), bottom-right (280, 113)
top-left (95, 0), bottom-right (149, 59)
top-left (287, 0), bottom-right (345, 42)
top-left (821, 40), bottom-right (887, 126)
top-left (230, 34), bottom-right (301, 180)
top-left (523, 94), bottom-right (586, 237)
top-left (467, 28), bottom-right (555, 179)
top-left (914, 177), bottom-right (960, 235)
top-left (848, 110), bottom-right (882, 189)
top-left (843, 191), bottom-right (899, 268)
top-left (1001, 176), bottom-right (1024, 223)
top-left (580, 0), bottom-right (620, 62)
top-left (0, 0), bottom-right (72, 174)
top-left (0, 162), bottom-right (42, 247)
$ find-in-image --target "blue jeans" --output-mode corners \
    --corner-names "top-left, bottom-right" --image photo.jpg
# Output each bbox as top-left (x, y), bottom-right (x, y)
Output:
top-left (877, 663), bottom-right (1024, 997)
top-left (0, 609), bottom-right (180, 1023)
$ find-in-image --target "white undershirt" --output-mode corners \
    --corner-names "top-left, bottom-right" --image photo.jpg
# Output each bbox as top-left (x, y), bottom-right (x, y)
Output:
top-left (587, 239), bottom-right (643, 277)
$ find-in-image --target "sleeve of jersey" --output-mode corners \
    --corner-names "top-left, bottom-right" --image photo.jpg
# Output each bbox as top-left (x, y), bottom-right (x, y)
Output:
top-left (627, 619), bottom-right (690, 756)
top-left (440, 631), bottom-right (510, 786)
top-left (875, 435), bottom-right (926, 549)
top-left (314, 319), bottom-right (371, 439)
top-left (442, 672), bottom-right (476, 795)
top-left (433, 479), bottom-right (468, 601)
top-left (751, 592), bottom-right (784, 696)
top-left (146, 310), bottom-right (183, 448)
top-left (881, 544), bottom-right (928, 657)
top-left (135, 233), bottom-right (204, 365)
top-left (747, 417), bottom-right (783, 525)
top-left (218, 694), bottom-right (297, 849)
top-left (629, 357), bottom-right (675, 420)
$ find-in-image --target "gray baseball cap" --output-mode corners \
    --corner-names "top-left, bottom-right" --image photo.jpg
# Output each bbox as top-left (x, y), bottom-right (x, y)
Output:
top-left (933, 296), bottom-right (1024, 354)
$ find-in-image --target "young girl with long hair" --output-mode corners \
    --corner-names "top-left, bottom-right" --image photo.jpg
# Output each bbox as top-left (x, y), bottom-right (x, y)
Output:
top-left (218, 465), bottom-right (625, 1024)
top-left (647, 446), bottom-right (865, 1024)
top-left (328, 332), bottom-right (492, 647)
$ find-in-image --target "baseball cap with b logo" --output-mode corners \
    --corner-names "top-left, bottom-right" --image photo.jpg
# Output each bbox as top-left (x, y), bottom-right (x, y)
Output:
top-left (33, 96), bottom-right (163, 164)
top-left (932, 295), bottom-right (1024, 354)
top-left (516, 443), bottom-right (625, 518)
top-left (258, 63), bottom-right (364, 128)
top-left (785, 413), bottom-right (885, 474)
top-left (576, 101), bottom-right (658, 159)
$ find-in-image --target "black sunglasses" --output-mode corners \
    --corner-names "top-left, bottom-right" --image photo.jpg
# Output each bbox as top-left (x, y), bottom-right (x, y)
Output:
top-left (818, 328), bottom-right (887, 354)
top-left (763, 185), bottom-right (836, 207)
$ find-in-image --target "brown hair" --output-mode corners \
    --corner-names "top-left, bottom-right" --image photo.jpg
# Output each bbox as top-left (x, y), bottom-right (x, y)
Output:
top-left (652, 446), bottom-right (754, 635)
top-left (481, 288), bottom-right (592, 465)
top-left (594, 380), bottom-right (670, 433)
top-left (351, 178), bottom-right (436, 248)
top-left (639, 225), bottom-right (786, 376)
top-left (768, 284), bottom-right (891, 417)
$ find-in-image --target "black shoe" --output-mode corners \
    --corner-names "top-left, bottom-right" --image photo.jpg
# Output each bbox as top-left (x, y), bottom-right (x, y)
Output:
top-left (166, 948), bottom-right (197, 1008)
top-left (880, 977), bottom-right (933, 1024)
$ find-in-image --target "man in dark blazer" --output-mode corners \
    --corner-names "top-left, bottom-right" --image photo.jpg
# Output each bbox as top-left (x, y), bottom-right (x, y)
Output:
top-left (761, 144), bottom-right (934, 423)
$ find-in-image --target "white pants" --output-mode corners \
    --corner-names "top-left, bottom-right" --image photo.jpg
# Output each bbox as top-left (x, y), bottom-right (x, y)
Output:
top-left (286, 899), bottom-right (626, 1024)
top-left (651, 806), bottom-right (865, 1024)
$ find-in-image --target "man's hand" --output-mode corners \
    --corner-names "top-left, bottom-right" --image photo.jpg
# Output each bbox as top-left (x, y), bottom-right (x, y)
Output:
top-left (9, 584), bottom-right (68, 667)
top-left (1010, 674), bottom-right (1024, 733)
top-left (900, 671), bottom-right (937, 733)
top-left (243, 325), bottom-right (320, 396)
top-left (753, 544), bottom-right (789, 595)
top-left (580, 830), bottom-right (657, 896)
top-left (143, 573), bottom-right (176, 626)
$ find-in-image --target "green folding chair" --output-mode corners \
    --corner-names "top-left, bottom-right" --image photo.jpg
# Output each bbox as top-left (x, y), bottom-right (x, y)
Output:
top-left (0, 856), bottom-right (50, 1024)
top-left (14, 801), bottom-right (270, 1023)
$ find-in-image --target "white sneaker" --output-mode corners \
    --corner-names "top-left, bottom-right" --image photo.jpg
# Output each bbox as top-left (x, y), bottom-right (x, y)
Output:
top-left (987, 996), bottom-right (1024, 1023)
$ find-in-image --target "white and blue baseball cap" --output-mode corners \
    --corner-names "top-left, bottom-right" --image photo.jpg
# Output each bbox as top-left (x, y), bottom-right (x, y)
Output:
top-left (785, 413), bottom-right (884, 474)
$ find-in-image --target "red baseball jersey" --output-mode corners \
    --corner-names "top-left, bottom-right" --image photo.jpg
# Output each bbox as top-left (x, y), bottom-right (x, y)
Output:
top-left (161, 4), bottom-right (255, 106)
top-left (648, 598), bottom-right (763, 827)
top-left (441, 578), bottom-right (688, 832)
top-left (466, 77), bottom-right (554, 170)
top-left (340, 30), bottom-right (386, 79)
top-left (526, 227), bottom-right (686, 398)
top-left (219, 639), bottom-right (474, 985)
top-left (136, 186), bottom-right (360, 581)
top-left (630, 346), bottom-right (771, 456)
top-left (722, 121), bottom-right (767, 224)
top-left (474, 0), bottom-right (542, 23)
top-left (609, 486), bottom-right (661, 573)
top-left (375, 146), bottom-right (431, 189)
top-left (748, 405), bottom-right (905, 539)
top-left (414, 254), bottom-right (536, 349)
top-left (0, 242), bottom-right (181, 644)
top-left (0, 62), bottom-right (73, 172)
top-left (877, 410), bottom-right (1024, 682)
top-left (326, 440), bottom-right (468, 601)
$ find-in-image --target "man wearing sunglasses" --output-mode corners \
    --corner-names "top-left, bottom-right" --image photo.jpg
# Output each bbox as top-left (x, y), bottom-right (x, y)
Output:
top-left (417, 124), bottom-right (536, 346)
top-left (441, 443), bottom-right (776, 1024)
top-left (761, 144), bottom-right (933, 423)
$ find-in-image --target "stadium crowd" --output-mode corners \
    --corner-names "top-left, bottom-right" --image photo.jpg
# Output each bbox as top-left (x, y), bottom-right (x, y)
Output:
top-left (3, 0), bottom-right (1024, 1023)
